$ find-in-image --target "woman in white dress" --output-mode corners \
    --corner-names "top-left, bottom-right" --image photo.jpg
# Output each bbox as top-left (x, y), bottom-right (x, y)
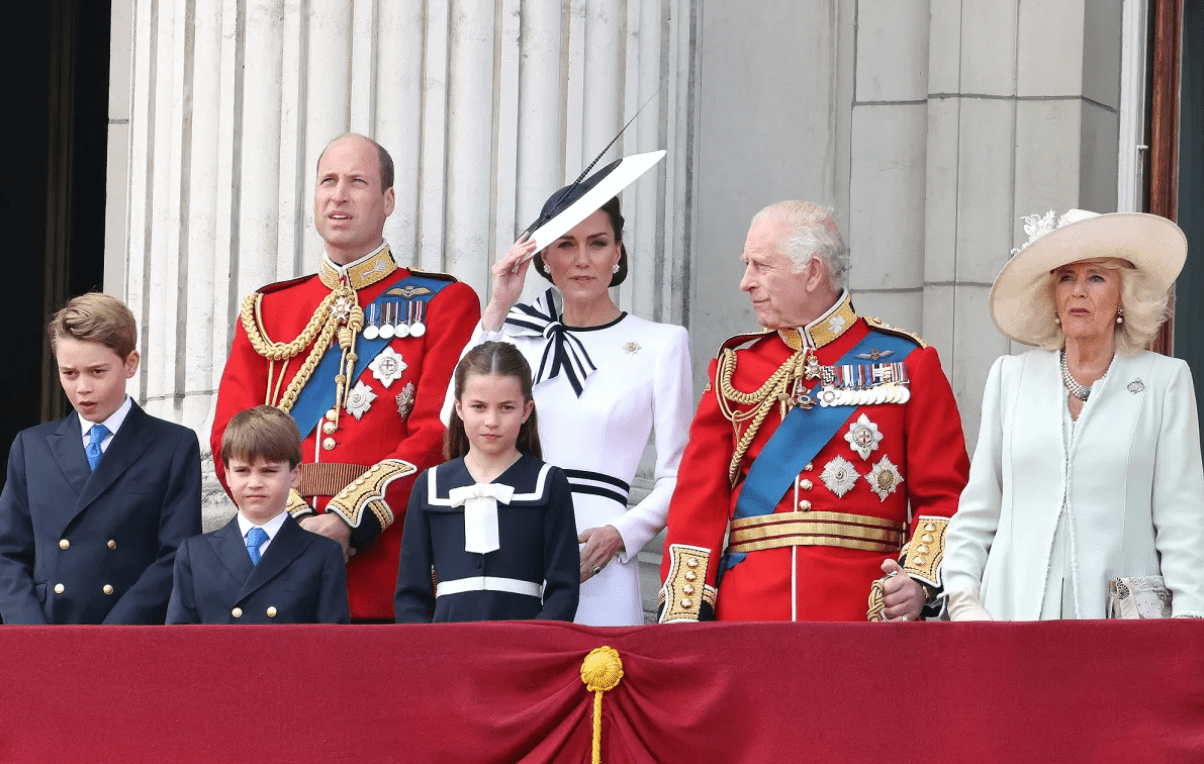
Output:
top-left (447, 170), bottom-right (693, 626)
top-left (943, 209), bottom-right (1204, 620)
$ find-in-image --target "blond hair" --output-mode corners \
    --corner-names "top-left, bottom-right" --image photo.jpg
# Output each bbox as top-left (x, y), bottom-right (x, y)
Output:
top-left (221, 406), bottom-right (303, 469)
top-left (1030, 263), bottom-right (1169, 355)
top-left (47, 293), bottom-right (137, 359)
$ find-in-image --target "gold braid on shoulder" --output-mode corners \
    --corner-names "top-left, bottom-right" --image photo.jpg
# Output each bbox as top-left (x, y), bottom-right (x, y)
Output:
top-left (715, 348), bottom-right (807, 486)
top-left (239, 284), bottom-right (360, 414)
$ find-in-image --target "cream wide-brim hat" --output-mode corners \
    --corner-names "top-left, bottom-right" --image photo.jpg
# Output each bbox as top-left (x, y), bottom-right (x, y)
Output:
top-left (989, 210), bottom-right (1188, 346)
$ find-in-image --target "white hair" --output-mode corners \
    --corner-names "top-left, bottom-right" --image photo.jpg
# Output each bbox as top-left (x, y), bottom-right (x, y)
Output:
top-left (751, 201), bottom-right (849, 291)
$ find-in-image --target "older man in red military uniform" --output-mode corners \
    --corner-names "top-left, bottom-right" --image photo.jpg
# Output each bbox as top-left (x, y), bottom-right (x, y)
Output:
top-left (659, 201), bottom-right (969, 622)
top-left (211, 134), bottom-right (480, 621)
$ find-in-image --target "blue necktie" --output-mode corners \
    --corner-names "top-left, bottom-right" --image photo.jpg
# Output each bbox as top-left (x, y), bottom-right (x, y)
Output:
top-left (86, 424), bottom-right (110, 472)
top-left (246, 527), bottom-right (268, 565)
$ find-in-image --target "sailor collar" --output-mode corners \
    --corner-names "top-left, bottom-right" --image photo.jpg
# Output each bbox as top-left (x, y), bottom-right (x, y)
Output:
top-left (777, 290), bottom-right (857, 351)
top-left (318, 241), bottom-right (398, 290)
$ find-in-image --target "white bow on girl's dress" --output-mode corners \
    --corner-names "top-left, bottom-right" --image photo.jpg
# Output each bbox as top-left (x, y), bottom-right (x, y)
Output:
top-left (447, 483), bottom-right (516, 554)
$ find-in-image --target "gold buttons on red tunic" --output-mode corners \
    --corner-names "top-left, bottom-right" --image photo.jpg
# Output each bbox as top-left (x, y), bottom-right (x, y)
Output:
top-left (800, 479), bottom-right (813, 491)
top-left (798, 500), bottom-right (812, 511)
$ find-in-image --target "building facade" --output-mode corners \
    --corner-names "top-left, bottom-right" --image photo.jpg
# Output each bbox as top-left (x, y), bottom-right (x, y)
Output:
top-left (104, 0), bottom-right (1178, 619)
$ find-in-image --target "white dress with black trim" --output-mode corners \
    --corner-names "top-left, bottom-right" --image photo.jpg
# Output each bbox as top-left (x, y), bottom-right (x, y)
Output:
top-left (444, 288), bottom-right (694, 625)
top-left (393, 455), bottom-right (580, 622)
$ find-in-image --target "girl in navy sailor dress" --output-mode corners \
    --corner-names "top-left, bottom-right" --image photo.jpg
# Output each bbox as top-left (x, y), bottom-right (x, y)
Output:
top-left (394, 342), bottom-right (579, 623)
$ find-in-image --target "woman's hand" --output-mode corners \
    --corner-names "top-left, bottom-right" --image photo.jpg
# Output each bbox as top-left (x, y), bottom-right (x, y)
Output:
top-left (578, 525), bottom-right (626, 583)
top-left (947, 587), bottom-right (993, 621)
top-left (481, 233), bottom-right (538, 331)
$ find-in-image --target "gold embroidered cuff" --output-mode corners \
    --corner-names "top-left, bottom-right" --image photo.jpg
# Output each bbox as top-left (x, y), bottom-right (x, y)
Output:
top-left (324, 458), bottom-right (417, 530)
top-left (286, 489), bottom-right (315, 518)
top-left (902, 516), bottom-right (949, 588)
top-left (658, 544), bottom-right (714, 623)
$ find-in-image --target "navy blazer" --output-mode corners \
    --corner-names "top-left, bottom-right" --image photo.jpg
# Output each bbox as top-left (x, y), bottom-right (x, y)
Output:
top-left (167, 512), bottom-right (349, 624)
top-left (0, 403), bottom-right (202, 624)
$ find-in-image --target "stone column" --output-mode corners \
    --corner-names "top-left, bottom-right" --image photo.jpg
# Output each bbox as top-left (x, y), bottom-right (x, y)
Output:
top-left (106, 0), bottom-right (695, 530)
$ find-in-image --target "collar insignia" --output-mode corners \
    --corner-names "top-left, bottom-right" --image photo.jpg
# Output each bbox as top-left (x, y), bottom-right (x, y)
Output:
top-left (319, 245), bottom-right (399, 290)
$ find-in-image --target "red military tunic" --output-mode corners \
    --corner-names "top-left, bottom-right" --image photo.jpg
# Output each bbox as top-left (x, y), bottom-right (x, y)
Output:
top-left (211, 244), bottom-right (480, 620)
top-left (659, 291), bottom-right (969, 621)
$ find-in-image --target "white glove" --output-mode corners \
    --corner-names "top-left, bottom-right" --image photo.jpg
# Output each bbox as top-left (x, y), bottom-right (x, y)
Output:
top-left (947, 587), bottom-right (993, 621)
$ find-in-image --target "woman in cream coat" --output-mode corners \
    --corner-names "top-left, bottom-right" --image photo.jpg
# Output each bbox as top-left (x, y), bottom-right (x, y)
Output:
top-left (943, 209), bottom-right (1204, 620)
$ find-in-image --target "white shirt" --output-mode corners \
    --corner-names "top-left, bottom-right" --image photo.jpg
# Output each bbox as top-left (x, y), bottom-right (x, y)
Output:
top-left (77, 396), bottom-right (133, 454)
top-left (236, 511), bottom-right (289, 557)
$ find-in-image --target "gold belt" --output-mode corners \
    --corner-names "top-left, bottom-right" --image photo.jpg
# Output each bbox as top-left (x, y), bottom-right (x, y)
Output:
top-left (727, 511), bottom-right (905, 555)
top-left (297, 463), bottom-right (371, 497)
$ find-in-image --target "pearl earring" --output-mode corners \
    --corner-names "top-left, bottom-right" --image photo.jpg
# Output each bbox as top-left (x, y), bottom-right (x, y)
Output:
top-left (1116, 307), bottom-right (1124, 325)
top-left (612, 263), bottom-right (620, 274)
top-left (1054, 315), bottom-right (1060, 325)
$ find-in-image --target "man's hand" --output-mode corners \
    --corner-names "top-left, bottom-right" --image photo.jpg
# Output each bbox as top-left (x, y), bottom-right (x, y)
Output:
top-left (299, 513), bottom-right (354, 562)
top-left (880, 558), bottom-right (925, 621)
top-left (578, 525), bottom-right (625, 583)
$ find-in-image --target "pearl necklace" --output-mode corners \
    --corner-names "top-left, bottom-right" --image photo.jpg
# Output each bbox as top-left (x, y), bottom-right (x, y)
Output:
top-left (1060, 349), bottom-right (1107, 401)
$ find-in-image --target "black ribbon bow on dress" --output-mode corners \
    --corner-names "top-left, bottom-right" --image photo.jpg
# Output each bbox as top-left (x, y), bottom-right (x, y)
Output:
top-left (504, 288), bottom-right (597, 397)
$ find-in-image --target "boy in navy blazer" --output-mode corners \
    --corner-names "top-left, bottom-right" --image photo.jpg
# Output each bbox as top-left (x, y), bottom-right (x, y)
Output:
top-left (167, 406), bottom-right (349, 624)
top-left (0, 293), bottom-right (202, 624)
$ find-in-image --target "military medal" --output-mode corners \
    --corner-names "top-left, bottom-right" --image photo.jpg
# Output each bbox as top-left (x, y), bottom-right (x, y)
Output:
top-left (820, 455), bottom-right (858, 498)
top-left (396, 300), bottom-right (412, 338)
top-left (379, 302), bottom-right (396, 339)
top-left (410, 300), bottom-right (427, 338)
top-left (363, 303), bottom-right (381, 341)
top-left (395, 381), bottom-right (416, 421)
top-left (865, 456), bottom-right (903, 501)
top-left (369, 346), bottom-right (407, 388)
top-left (845, 414), bottom-right (883, 460)
top-left (345, 380), bottom-right (377, 420)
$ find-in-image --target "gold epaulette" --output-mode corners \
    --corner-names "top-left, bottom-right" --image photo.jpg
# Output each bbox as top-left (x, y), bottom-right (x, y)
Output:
top-left (657, 544), bottom-right (716, 623)
top-left (864, 316), bottom-right (927, 348)
top-left (324, 458), bottom-right (418, 530)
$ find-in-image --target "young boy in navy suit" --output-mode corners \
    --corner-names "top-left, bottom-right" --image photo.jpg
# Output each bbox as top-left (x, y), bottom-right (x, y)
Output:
top-left (0, 293), bottom-right (202, 624)
top-left (167, 406), bottom-right (349, 624)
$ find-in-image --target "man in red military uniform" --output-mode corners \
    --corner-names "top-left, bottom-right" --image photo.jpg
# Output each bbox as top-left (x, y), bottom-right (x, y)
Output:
top-left (659, 201), bottom-right (969, 622)
top-left (211, 134), bottom-right (480, 620)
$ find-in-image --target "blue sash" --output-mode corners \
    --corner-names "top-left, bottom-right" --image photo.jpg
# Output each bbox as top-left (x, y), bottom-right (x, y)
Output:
top-left (290, 274), bottom-right (449, 438)
top-left (721, 329), bottom-right (918, 573)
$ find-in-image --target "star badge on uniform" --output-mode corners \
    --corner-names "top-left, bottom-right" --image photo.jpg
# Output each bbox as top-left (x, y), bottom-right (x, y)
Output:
top-left (820, 455), bottom-right (858, 498)
top-left (845, 413), bottom-right (883, 460)
top-left (345, 380), bottom-right (377, 420)
top-left (369, 346), bottom-right (408, 388)
top-left (865, 456), bottom-right (904, 501)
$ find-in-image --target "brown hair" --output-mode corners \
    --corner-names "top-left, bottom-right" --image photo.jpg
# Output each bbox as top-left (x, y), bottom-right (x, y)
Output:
top-left (47, 293), bottom-right (138, 359)
top-left (317, 133), bottom-right (395, 190)
top-left (534, 195), bottom-right (629, 286)
top-left (221, 405), bottom-right (303, 469)
top-left (445, 342), bottom-right (542, 460)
